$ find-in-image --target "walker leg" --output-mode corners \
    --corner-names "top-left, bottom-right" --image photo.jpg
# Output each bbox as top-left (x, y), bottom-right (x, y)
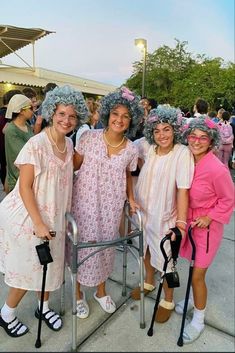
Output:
top-left (60, 262), bottom-right (66, 315)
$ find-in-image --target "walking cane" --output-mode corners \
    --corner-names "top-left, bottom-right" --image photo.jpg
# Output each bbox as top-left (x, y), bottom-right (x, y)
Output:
top-left (147, 227), bottom-right (182, 337)
top-left (35, 234), bottom-right (55, 348)
top-left (177, 225), bottom-right (195, 347)
top-left (147, 234), bottom-right (170, 336)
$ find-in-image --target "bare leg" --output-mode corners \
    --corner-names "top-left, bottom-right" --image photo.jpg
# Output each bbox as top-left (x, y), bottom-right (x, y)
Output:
top-left (6, 287), bottom-right (27, 308)
top-left (37, 291), bottom-right (49, 302)
top-left (144, 247), bottom-right (155, 286)
top-left (76, 282), bottom-right (84, 300)
top-left (192, 267), bottom-right (208, 309)
top-left (96, 281), bottom-right (106, 298)
top-left (163, 280), bottom-right (174, 302)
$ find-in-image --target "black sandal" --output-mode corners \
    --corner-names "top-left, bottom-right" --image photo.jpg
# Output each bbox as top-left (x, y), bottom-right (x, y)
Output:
top-left (35, 308), bottom-right (63, 331)
top-left (0, 315), bottom-right (29, 337)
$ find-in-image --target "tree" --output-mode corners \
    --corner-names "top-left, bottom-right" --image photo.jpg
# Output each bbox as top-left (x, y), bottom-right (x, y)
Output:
top-left (125, 39), bottom-right (235, 112)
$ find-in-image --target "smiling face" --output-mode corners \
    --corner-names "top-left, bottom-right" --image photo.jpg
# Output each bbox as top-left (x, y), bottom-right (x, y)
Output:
top-left (187, 128), bottom-right (212, 162)
top-left (52, 104), bottom-right (78, 135)
top-left (153, 123), bottom-right (174, 152)
top-left (108, 104), bottom-right (131, 134)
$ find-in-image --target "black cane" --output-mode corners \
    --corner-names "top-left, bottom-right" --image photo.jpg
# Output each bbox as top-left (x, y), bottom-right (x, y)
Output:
top-left (177, 225), bottom-right (196, 346)
top-left (147, 234), bottom-right (170, 336)
top-left (35, 238), bottom-right (54, 348)
top-left (35, 263), bottom-right (47, 348)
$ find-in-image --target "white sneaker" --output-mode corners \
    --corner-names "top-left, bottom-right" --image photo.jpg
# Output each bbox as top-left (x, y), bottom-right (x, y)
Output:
top-left (175, 298), bottom-right (194, 315)
top-left (93, 293), bottom-right (116, 314)
top-left (76, 291), bottom-right (89, 319)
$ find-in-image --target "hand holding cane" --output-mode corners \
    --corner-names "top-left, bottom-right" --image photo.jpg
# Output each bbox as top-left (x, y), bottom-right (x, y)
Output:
top-left (147, 227), bottom-right (182, 337)
top-left (177, 225), bottom-right (195, 346)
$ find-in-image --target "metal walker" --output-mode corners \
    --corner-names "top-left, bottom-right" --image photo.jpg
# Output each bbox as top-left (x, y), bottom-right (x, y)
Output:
top-left (60, 202), bottom-right (145, 351)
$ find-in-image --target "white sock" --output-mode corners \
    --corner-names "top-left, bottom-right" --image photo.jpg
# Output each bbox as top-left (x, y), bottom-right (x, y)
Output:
top-left (189, 288), bottom-right (194, 304)
top-left (38, 300), bottom-right (61, 330)
top-left (38, 300), bottom-right (49, 314)
top-left (1, 302), bottom-right (28, 335)
top-left (191, 307), bottom-right (205, 332)
top-left (1, 303), bottom-right (16, 323)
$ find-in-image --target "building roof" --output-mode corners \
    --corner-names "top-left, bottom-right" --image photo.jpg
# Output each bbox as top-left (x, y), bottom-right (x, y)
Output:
top-left (0, 24), bottom-right (54, 59)
top-left (0, 25), bottom-right (117, 96)
top-left (0, 67), bottom-right (117, 95)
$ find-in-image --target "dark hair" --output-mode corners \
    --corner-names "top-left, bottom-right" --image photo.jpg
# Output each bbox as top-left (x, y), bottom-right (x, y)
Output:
top-left (221, 111), bottom-right (230, 121)
top-left (195, 98), bottom-right (208, 114)
top-left (3, 89), bottom-right (22, 105)
top-left (148, 98), bottom-right (158, 109)
top-left (43, 83), bottom-right (58, 95)
top-left (208, 111), bottom-right (217, 119)
top-left (22, 87), bottom-right (37, 99)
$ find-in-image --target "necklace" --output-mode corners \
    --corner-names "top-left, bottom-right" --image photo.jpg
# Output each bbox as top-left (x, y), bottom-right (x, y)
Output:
top-left (103, 130), bottom-right (125, 148)
top-left (155, 145), bottom-right (174, 156)
top-left (48, 127), bottom-right (67, 154)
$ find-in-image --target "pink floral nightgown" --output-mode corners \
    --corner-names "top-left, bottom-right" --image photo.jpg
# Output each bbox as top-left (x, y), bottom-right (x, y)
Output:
top-left (0, 131), bottom-right (74, 291)
top-left (71, 130), bottom-right (138, 286)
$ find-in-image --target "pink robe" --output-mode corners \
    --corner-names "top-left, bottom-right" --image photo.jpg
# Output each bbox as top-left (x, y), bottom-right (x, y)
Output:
top-left (180, 151), bottom-right (235, 268)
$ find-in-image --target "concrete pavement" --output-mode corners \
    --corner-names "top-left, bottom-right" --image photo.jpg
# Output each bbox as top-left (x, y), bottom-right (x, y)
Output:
top-left (0, 178), bottom-right (234, 352)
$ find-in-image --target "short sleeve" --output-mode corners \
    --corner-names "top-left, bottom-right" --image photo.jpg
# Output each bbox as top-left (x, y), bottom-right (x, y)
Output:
top-left (75, 129), bottom-right (91, 155)
top-left (133, 137), bottom-right (150, 160)
top-left (75, 124), bottom-right (90, 145)
top-left (127, 144), bottom-right (138, 171)
top-left (14, 137), bottom-right (42, 177)
top-left (176, 146), bottom-right (194, 189)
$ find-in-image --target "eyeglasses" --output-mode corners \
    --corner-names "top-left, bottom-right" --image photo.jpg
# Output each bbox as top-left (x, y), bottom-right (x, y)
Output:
top-left (55, 112), bottom-right (77, 122)
top-left (110, 110), bottom-right (131, 120)
top-left (187, 135), bottom-right (210, 144)
top-left (22, 105), bottom-right (33, 111)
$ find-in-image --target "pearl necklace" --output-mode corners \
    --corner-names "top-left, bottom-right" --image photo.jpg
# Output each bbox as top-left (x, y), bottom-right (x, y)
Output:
top-left (48, 127), bottom-right (67, 154)
top-left (103, 130), bottom-right (125, 148)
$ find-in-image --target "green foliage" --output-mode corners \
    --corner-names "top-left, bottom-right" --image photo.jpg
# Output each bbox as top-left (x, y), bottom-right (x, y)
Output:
top-left (126, 39), bottom-right (235, 112)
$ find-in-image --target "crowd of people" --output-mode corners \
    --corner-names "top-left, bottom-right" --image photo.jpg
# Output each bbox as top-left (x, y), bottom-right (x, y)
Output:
top-left (0, 84), bottom-right (234, 346)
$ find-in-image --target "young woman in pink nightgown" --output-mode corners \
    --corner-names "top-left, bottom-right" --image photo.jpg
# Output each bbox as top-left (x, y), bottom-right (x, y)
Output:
top-left (176, 116), bottom-right (234, 344)
top-left (71, 87), bottom-right (143, 319)
top-left (0, 86), bottom-right (88, 338)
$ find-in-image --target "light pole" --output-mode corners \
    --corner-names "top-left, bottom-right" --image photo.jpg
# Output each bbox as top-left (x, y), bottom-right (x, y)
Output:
top-left (134, 38), bottom-right (147, 98)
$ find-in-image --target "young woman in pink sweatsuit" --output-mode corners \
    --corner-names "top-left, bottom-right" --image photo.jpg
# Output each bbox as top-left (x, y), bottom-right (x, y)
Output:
top-left (176, 116), bottom-right (234, 344)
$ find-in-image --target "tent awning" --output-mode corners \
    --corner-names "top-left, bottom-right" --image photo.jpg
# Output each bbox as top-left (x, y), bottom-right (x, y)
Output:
top-left (0, 24), bottom-right (54, 59)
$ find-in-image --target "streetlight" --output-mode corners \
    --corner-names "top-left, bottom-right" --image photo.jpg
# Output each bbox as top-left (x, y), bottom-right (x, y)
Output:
top-left (134, 38), bottom-right (147, 98)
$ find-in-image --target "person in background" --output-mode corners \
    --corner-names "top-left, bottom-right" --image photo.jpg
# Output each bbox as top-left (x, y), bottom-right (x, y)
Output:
top-left (207, 111), bottom-right (217, 120)
top-left (75, 99), bottom-right (100, 144)
top-left (0, 85), bottom-right (88, 338)
top-left (187, 98), bottom-right (208, 123)
top-left (175, 116), bottom-right (234, 344)
top-left (131, 105), bottom-right (194, 324)
top-left (217, 111), bottom-right (234, 168)
top-left (230, 109), bottom-right (235, 169)
top-left (212, 107), bottom-right (225, 123)
top-left (71, 86), bottom-right (143, 319)
top-left (0, 89), bottom-right (22, 192)
top-left (4, 94), bottom-right (34, 192)
top-left (22, 87), bottom-right (39, 127)
top-left (34, 83), bottom-right (58, 134)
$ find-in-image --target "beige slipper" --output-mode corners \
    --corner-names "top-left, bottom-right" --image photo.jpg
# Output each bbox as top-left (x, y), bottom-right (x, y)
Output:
top-left (155, 299), bottom-right (175, 323)
top-left (131, 282), bottom-right (155, 300)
